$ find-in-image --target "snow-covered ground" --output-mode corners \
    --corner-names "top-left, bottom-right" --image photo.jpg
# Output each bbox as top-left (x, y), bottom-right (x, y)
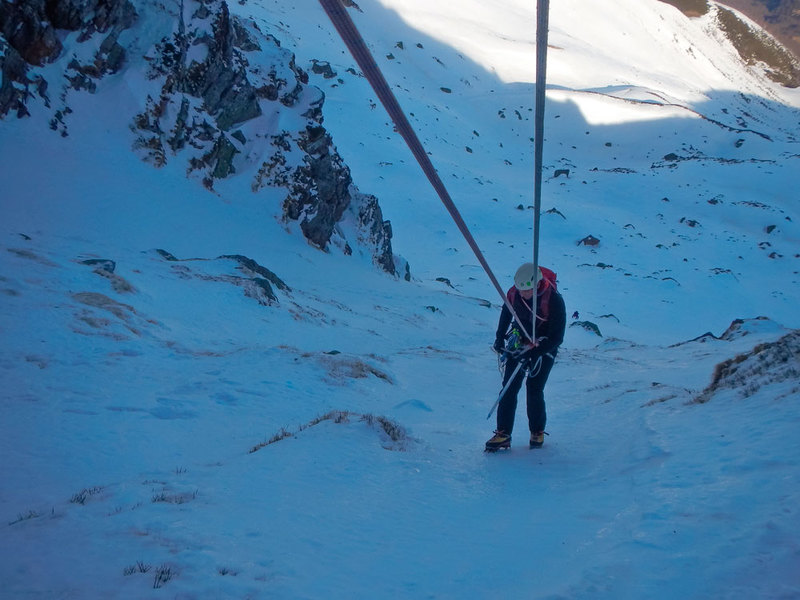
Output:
top-left (2, 0), bottom-right (799, 598)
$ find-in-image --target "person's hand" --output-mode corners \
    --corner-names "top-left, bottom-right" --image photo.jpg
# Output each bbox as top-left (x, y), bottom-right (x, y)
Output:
top-left (492, 337), bottom-right (505, 353)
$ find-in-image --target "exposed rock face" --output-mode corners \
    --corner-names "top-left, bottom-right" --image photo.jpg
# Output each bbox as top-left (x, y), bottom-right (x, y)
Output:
top-left (0, 45), bottom-right (37, 118)
top-left (156, 250), bottom-right (290, 306)
top-left (352, 191), bottom-right (398, 277)
top-left (287, 126), bottom-right (354, 249)
top-left (0, 0), bottom-right (136, 116)
top-left (131, 0), bottom-right (400, 274)
top-left (132, 0), bottom-right (278, 177)
top-left (146, 0), bottom-right (262, 133)
top-left (0, 0), bottom-right (404, 277)
top-left (694, 329), bottom-right (800, 403)
top-left (0, 0), bottom-right (64, 67)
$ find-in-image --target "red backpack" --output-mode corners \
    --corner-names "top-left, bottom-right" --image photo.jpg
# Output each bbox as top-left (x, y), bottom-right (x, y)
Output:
top-left (538, 266), bottom-right (558, 292)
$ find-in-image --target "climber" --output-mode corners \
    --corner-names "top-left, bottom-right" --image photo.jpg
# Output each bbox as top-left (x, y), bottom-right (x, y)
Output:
top-left (485, 263), bottom-right (566, 451)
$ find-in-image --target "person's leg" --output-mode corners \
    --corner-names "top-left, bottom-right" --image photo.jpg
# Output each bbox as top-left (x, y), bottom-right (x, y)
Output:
top-left (496, 359), bottom-right (526, 434)
top-left (526, 354), bottom-right (555, 434)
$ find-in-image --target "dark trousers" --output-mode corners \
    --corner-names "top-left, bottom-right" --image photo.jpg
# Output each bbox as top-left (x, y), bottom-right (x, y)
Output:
top-left (496, 353), bottom-right (555, 435)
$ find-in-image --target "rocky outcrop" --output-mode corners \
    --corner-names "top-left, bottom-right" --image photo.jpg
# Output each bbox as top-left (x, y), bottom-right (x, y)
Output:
top-left (286, 126), bottom-right (353, 249)
top-left (157, 249), bottom-right (289, 306)
top-left (146, 0), bottom-right (262, 132)
top-left (694, 329), bottom-right (800, 403)
top-left (131, 0), bottom-right (271, 178)
top-left (0, 0), bottom-right (63, 67)
top-left (131, 0), bottom-right (401, 273)
top-left (0, 0), bottom-right (136, 117)
top-left (351, 190), bottom-right (398, 277)
top-left (1, 0), bottom-right (405, 277)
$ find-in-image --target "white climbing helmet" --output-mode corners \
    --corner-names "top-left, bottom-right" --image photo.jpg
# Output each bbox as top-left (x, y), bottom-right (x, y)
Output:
top-left (514, 262), bottom-right (542, 290)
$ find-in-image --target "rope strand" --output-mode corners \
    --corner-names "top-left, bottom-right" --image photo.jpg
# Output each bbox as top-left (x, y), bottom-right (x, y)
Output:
top-left (532, 0), bottom-right (551, 342)
top-left (317, 0), bottom-right (534, 340)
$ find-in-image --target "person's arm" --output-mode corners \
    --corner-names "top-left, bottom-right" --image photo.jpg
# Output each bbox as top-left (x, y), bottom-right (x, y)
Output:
top-left (536, 292), bottom-right (566, 355)
top-left (494, 303), bottom-right (512, 349)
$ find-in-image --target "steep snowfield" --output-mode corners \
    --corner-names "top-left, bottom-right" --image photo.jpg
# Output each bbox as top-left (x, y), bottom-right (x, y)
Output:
top-left (2, 0), bottom-right (799, 598)
top-left (258, 0), bottom-right (800, 341)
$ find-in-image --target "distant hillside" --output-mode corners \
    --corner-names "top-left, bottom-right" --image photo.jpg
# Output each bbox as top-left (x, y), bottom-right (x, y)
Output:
top-left (659, 0), bottom-right (800, 86)
top-left (720, 0), bottom-right (800, 60)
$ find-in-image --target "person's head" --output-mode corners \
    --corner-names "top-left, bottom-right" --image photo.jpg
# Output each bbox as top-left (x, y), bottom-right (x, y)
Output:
top-left (514, 262), bottom-right (542, 298)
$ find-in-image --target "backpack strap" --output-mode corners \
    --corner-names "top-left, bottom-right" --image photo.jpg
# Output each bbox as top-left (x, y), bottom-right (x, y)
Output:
top-left (506, 286), bottom-right (517, 305)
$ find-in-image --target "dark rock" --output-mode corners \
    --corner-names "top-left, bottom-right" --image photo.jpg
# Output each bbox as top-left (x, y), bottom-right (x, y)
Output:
top-left (579, 235), bottom-right (600, 246)
top-left (311, 59), bottom-right (337, 79)
top-left (694, 329), bottom-right (800, 404)
top-left (242, 277), bottom-right (277, 305)
top-left (354, 192), bottom-right (395, 274)
top-left (435, 277), bottom-right (454, 288)
top-left (231, 130), bottom-right (246, 145)
top-left (96, 32), bottom-right (128, 74)
top-left (81, 258), bottom-right (116, 273)
top-left (280, 82), bottom-right (303, 107)
top-left (1, 0), bottom-right (402, 278)
top-left (208, 134), bottom-right (239, 178)
top-left (570, 320), bottom-right (603, 336)
top-left (167, 97), bottom-right (191, 152)
top-left (156, 249), bottom-right (179, 261)
top-left (157, 251), bottom-right (287, 306)
top-left (286, 126), bottom-right (353, 249)
top-left (219, 254), bottom-right (290, 291)
top-left (0, 45), bottom-right (32, 117)
top-left (0, 0), bottom-right (62, 66)
top-left (197, 4), bottom-right (261, 129)
top-left (232, 18), bottom-right (260, 52)
top-left (0, 0), bottom-right (136, 117)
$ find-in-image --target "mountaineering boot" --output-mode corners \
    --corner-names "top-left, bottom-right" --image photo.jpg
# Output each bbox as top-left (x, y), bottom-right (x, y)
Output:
top-left (529, 431), bottom-right (545, 449)
top-left (485, 430), bottom-right (511, 452)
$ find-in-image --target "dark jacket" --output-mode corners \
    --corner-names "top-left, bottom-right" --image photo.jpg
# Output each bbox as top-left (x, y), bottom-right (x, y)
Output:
top-left (495, 281), bottom-right (566, 357)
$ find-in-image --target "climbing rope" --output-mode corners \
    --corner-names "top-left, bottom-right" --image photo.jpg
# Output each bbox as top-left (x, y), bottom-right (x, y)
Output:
top-left (317, 0), bottom-right (550, 341)
top-left (531, 0), bottom-right (550, 341)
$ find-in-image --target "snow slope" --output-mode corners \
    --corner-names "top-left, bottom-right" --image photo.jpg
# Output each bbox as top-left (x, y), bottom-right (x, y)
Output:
top-left (2, 0), bottom-right (799, 598)
top-left (259, 0), bottom-right (800, 342)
